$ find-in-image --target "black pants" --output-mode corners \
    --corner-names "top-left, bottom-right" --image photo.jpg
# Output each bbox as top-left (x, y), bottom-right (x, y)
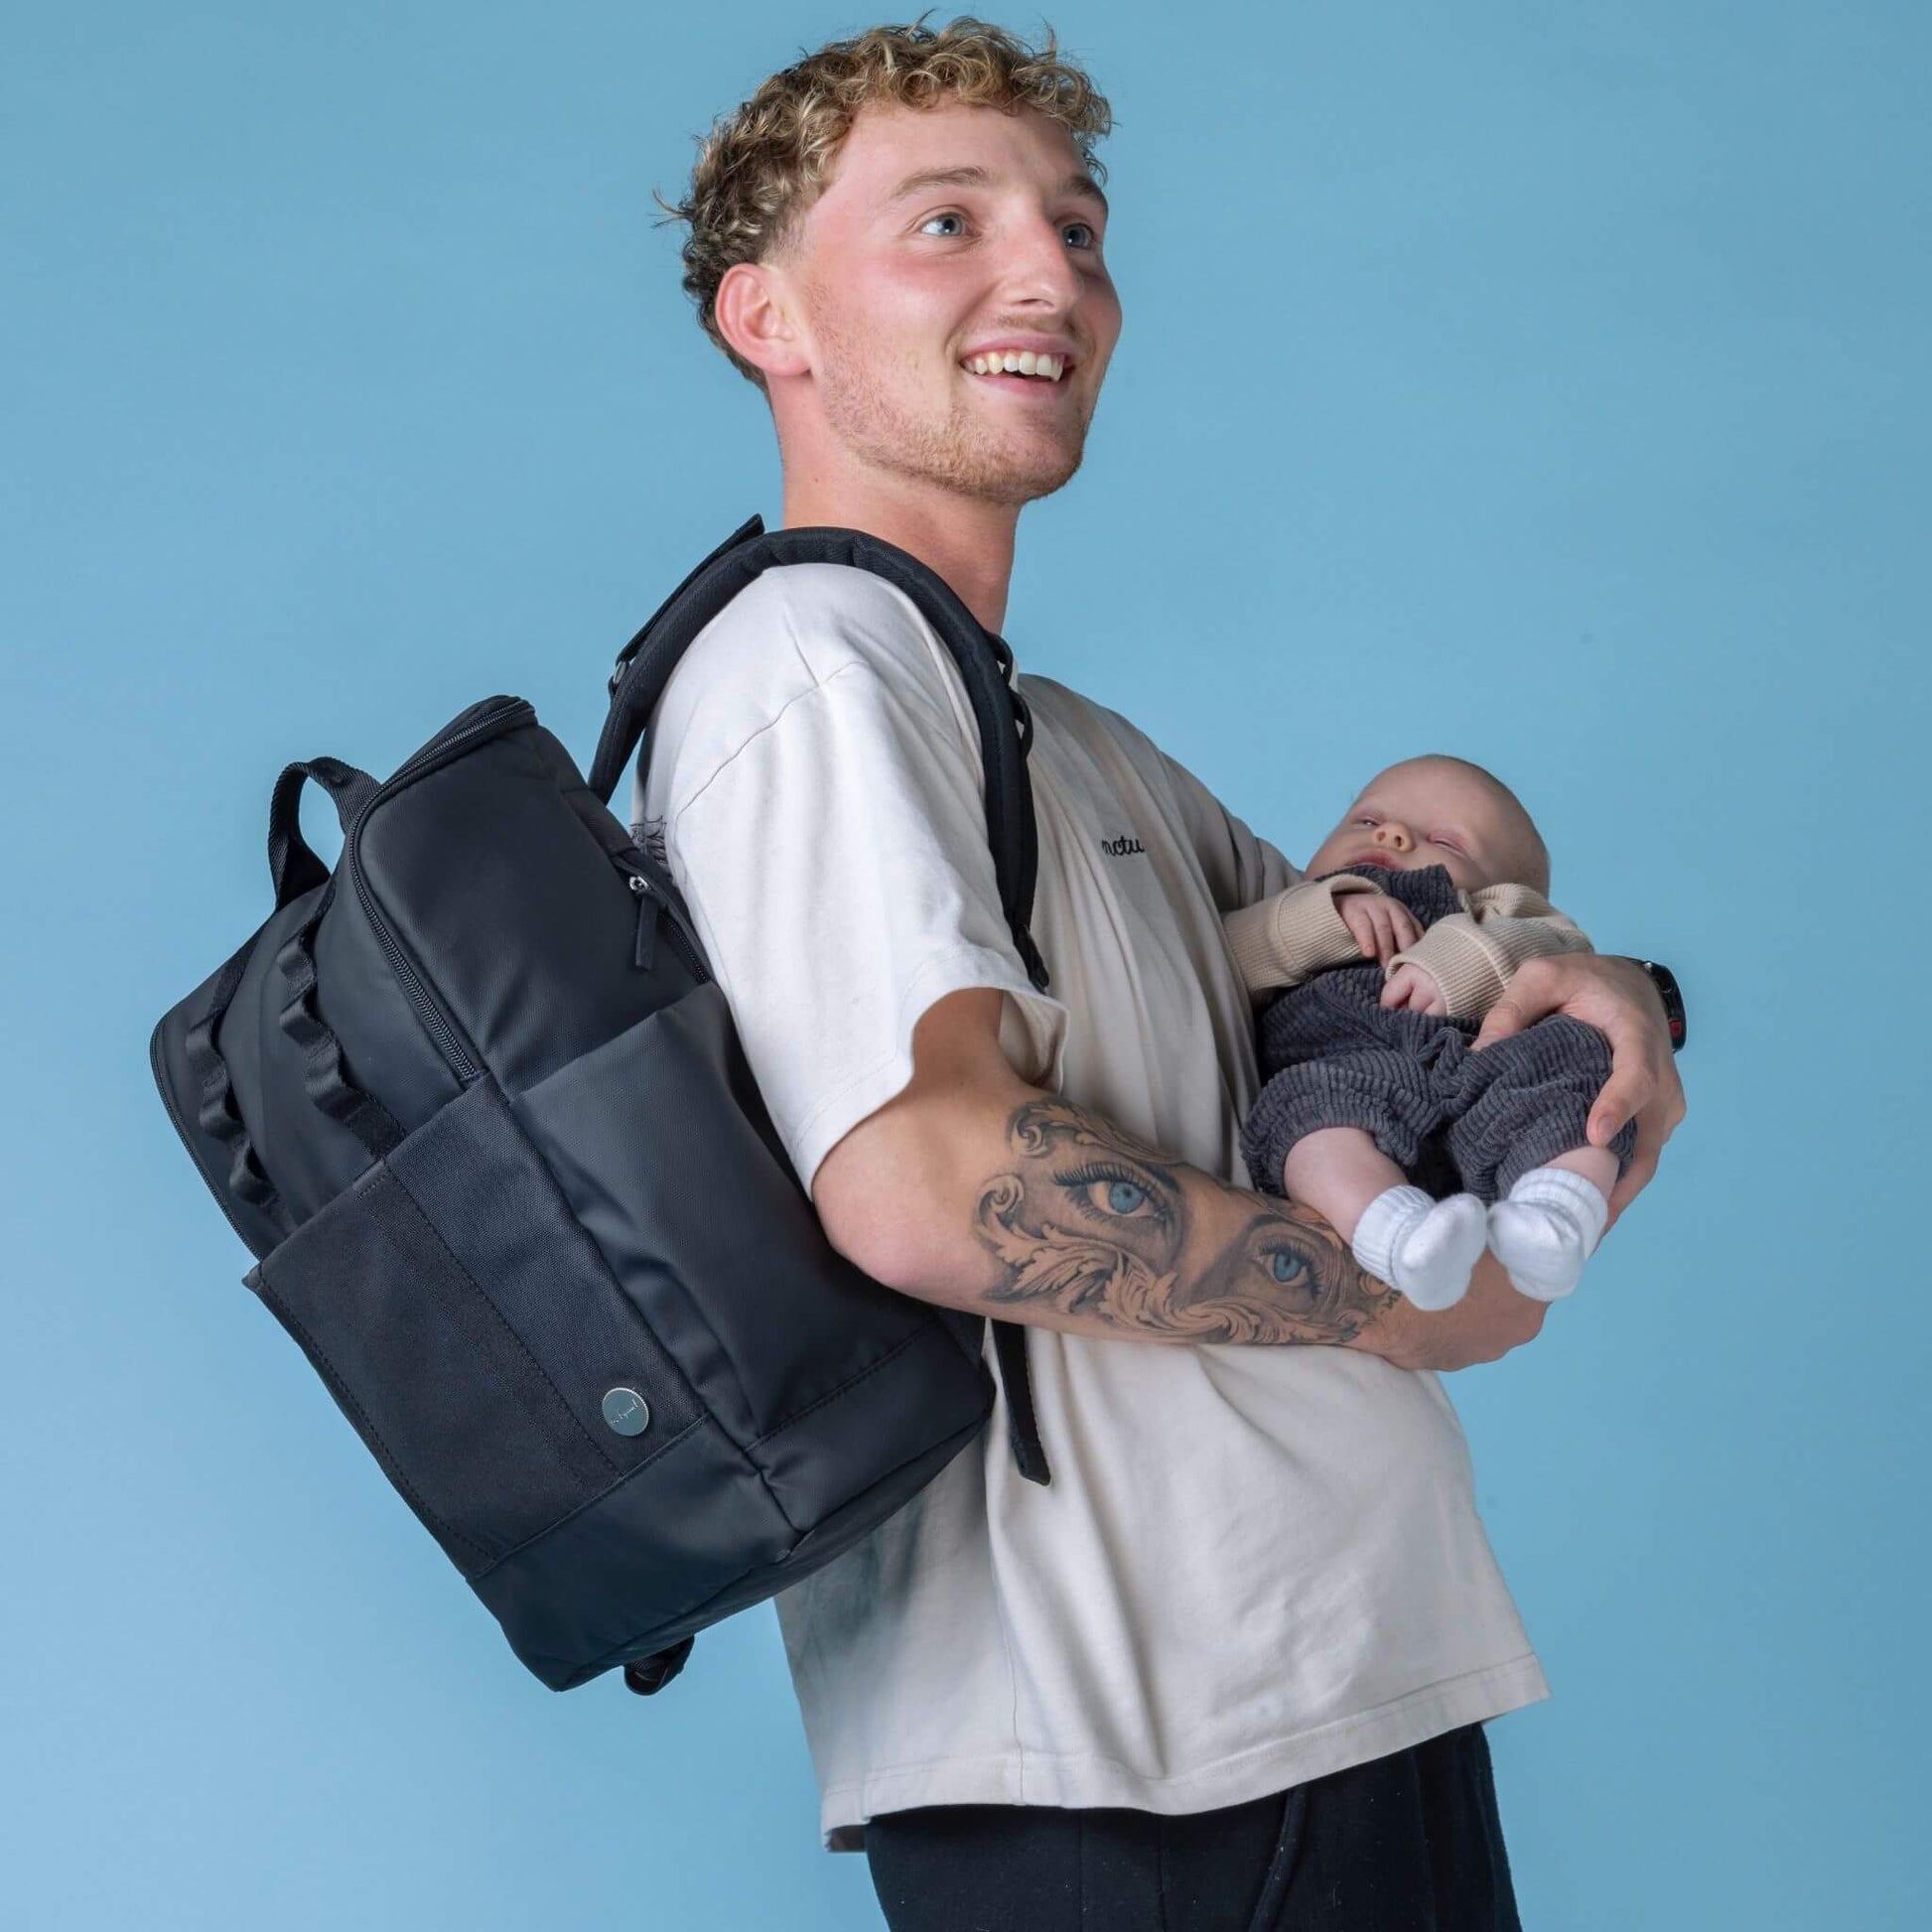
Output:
top-left (864, 1725), bottom-right (1521, 1932)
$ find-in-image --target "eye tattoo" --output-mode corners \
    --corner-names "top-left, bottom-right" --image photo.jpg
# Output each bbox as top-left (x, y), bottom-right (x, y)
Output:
top-left (1052, 1162), bottom-right (1172, 1228)
top-left (969, 1095), bottom-right (1395, 1345)
top-left (1261, 1248), bottom-right (1310, 1287)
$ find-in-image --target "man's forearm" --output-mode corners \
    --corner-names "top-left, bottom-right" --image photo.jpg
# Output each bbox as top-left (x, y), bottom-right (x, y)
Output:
top-left (814, 987), bottom-right (1544, 1368)
top-left (821, 1073), bottom-right (1399, 1347)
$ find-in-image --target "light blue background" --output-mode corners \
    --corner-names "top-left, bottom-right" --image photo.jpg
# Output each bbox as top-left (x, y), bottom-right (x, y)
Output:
top-left (4, 3), bottom-right (1924, 1926)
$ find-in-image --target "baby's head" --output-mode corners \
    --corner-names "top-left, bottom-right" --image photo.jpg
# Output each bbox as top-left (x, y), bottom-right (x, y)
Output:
top-left (1305, 756), bottom-right (1550, 896)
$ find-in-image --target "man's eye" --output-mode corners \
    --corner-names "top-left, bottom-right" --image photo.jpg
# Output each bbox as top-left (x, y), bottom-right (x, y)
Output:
top-left (1062, 221), bottom-right (1096, 249)
top-left (1263, 1249), bottom-right (1309, 1287)
top-left (920, 211), bottom-right (966, 237)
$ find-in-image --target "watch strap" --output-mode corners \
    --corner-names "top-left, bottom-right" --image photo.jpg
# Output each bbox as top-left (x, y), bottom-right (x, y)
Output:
top-left (1629, 957), bottom-right (1686, 1053)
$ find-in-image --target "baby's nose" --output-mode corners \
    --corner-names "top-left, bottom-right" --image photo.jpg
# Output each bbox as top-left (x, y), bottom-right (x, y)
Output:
top-left (1375, 822), bottom-right (1413, 852)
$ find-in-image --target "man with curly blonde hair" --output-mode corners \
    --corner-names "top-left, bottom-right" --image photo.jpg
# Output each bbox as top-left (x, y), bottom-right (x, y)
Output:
top-left (639, 18), bottom-right (1683, 1929)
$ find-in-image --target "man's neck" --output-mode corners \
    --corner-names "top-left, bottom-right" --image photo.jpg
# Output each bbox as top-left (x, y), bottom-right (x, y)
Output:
top-left (780, 471), bottom-right (1019, 635)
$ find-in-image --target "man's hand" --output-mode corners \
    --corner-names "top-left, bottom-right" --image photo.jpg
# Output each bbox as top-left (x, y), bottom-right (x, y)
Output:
top-left (1350, 1253), bottom-right (1549, 1371)
top-left (1338, 892), bottom-right (1422, 966)
top-left (1379, 961), bottom-right (1448, 1016)
top-left (1472, 954), bottom-right (1686, 1228)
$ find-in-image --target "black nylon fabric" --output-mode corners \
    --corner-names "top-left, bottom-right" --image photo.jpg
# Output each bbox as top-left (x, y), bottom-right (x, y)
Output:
top-left (150, 518), bottom-right (1051, 1694)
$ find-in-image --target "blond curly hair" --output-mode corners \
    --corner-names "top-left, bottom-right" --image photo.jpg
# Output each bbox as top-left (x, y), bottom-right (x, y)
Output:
top-left (666, 17), bottom-right (1112, 385)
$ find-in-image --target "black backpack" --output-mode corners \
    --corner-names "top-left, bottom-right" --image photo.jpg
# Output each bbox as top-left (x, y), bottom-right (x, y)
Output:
top-left (150, 519), bottom-right (1051, 1699)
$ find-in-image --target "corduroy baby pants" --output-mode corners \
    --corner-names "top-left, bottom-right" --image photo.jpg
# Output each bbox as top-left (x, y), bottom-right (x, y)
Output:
top-left (1240, 866), bottom-right (1637, 1203)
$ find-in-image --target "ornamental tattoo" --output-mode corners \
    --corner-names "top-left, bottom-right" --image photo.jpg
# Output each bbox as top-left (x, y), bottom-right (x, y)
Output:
top-left (974, 1099), bottom-right (1397, 1345)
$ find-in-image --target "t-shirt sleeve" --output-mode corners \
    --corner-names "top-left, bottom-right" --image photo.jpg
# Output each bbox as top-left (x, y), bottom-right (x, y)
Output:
top-left (1151, 745), bottom-right (1302, 914)
top-left (659, 657), bottom-right (1069, 1194)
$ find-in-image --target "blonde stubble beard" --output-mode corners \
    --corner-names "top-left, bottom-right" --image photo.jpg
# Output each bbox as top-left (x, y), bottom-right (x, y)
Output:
top-left (807, 303), bottom-right (1093, 508)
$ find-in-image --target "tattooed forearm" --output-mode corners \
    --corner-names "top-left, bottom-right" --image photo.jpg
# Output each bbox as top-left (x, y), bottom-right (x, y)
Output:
top-left (973, 1098), bottom-right (1399, 1345)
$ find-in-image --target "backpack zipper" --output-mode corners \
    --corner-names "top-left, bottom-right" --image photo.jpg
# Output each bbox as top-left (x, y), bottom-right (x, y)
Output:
top-left (345, 697), bottom-right (536, 1085)
top-left (620, 859), bottom-right (711, 984)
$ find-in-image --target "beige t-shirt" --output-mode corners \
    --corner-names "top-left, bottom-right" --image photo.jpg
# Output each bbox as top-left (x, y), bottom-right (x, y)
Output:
top-left (634, 562), bottom-right (1547, 1851)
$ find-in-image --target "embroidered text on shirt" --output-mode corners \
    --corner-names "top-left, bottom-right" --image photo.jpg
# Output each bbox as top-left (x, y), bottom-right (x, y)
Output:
top-left (1098, 833), bottom-right (1147, 857)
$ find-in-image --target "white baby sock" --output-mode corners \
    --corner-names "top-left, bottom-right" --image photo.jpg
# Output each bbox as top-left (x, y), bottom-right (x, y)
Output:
top-left (1486, 1166), bottom-right (1611, 1302)
top-left (1352, 1185), bottom-right (1488, 1311)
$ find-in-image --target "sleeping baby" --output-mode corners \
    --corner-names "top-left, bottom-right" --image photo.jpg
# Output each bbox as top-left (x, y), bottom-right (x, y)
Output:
top-left (1227, 756), bottom-right (1637, 1311)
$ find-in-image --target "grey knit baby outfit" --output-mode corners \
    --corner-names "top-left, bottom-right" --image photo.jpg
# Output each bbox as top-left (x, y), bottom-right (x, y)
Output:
top-left (1241, 864), bottom-right (1637, 1204)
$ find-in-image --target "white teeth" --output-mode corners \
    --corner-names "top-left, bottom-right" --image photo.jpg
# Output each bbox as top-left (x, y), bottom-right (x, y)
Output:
top-left (964, 351), bottom-right (1065, 381)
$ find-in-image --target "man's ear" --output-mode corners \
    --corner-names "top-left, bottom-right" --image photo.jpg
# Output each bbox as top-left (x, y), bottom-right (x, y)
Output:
top-left (714, 260), bottom-right (811, 382)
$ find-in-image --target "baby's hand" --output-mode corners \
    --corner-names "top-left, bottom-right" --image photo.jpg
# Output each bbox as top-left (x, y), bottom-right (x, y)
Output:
top-left (1380, 962), bottom-right (1449, 1016)
top-left (1338, 891), bottom-right (1422, 966)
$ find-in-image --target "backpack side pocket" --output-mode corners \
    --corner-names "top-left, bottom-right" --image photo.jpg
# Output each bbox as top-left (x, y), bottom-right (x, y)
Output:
top-left (245, 1071), bottom-right (704, 1577)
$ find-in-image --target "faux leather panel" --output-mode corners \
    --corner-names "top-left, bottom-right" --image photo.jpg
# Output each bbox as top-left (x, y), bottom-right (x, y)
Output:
top-left (472, 1414), bottom-right (792, 1690)
top-left (514, 990), bottom-right (957, 1447)
top-left (751, 1321), bottom-right (993, 1531)
top-left (505, 1412), bottom-right (991, 1691)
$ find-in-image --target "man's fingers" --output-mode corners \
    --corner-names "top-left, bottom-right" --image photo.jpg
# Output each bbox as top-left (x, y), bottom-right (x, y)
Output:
top-left (1587, 1072), bottom-right (1641, 1148)
top-left (1656, 1061), bottom-right (1688, 1139)
top-left (1473, 996), bottom-right (1528, 1048)
top-left (1604, 1134), bottom-right (1660, 1230)
top-left (1589, 1005), bottom-right (1662, 1145)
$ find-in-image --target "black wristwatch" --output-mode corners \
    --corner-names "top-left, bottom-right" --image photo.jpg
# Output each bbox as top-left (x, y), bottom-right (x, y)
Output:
top-left (1627, 958), bottom-right (1686, 1053)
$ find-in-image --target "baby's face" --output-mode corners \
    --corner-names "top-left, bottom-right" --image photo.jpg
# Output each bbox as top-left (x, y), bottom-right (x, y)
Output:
top-left (1305, 762), bottom-right (1533, 895)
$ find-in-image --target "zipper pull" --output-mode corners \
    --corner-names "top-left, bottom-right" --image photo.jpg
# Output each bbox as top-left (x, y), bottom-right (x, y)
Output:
top-left (628, 874), bottom-right (661, 972)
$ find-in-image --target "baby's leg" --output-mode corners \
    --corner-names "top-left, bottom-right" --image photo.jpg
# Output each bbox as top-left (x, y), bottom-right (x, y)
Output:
top-left (1443, 1019), bottom-right (1636, 1301)
top-left (1284, 1128), bottom-right (1487, 1311)
top-left (1485, 1144), bottom-right (1621, 1303)
top-left (1540, 1143), bottom-right (1622, 1196)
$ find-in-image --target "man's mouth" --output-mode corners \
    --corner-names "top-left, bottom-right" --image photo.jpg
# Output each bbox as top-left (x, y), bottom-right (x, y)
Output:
top-left (961, 349), bottom-right (1070, 383)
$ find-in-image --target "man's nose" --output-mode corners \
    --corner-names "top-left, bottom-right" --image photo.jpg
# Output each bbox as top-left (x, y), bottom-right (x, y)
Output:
top-left (998, 213), bottom-right (1083, 311)
top-left (1374, 822), bottom-right (1413, 853)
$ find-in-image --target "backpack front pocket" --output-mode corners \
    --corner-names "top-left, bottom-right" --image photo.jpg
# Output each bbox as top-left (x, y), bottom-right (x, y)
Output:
top-left (245, 1072), bottom-right (701, 1578)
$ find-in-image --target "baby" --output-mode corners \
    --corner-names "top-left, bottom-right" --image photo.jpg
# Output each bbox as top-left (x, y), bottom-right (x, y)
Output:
top-left (1226, 756), bottom-right (1637, 1311)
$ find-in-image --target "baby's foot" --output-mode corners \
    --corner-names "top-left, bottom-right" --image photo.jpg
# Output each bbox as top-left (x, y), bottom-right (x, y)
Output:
top-left (1486, 1167), bottom-right (1611, 1302)
top-left (1352, 1186), bottom-right (1488, 1311)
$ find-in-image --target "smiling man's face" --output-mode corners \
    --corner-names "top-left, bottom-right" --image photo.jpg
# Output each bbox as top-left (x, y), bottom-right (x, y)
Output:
top-left (777, 100), bottom-right (1122, 506)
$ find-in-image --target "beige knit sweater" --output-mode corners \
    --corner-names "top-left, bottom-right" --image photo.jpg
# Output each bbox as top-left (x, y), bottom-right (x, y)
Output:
top-left (1222, 872), bottom-right (1593, 1023)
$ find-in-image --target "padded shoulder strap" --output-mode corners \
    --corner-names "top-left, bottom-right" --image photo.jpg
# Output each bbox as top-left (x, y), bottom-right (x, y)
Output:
top-left (588, 518), bottom-right (1048, 994)
top-left (592, 518), bottom-right (1053, 1489)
